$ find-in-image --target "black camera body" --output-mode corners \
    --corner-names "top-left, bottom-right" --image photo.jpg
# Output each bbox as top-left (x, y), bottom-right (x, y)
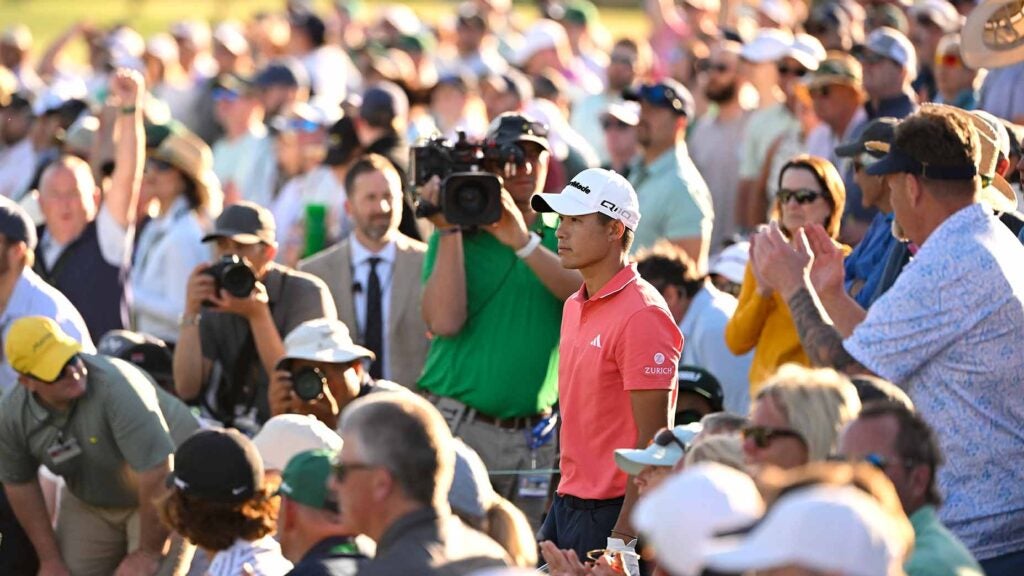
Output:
top-left (203, 255), bottom-right (257, 306)
top-left (411, 132), bottom-right (526, 227)
top-left (292, 366), bottom-right (327, 402)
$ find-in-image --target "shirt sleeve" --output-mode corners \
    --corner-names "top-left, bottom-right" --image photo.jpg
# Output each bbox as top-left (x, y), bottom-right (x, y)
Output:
top-left (132, 227), bottom-right (209, 325)
top-left (104, 362), bottom-right (176, 472)
top-left (843, 259), bottom-right (970, 384)
top-left (724, 263), bottom-right (774, 355)
top-left (95, 204), bottom-right (130, 268)
top-left (662, 179), bottom-right (710, 240)
top-left (618, 306), bottom-right (683, 391)
top-left (0, 400), bottom-right (39, 484)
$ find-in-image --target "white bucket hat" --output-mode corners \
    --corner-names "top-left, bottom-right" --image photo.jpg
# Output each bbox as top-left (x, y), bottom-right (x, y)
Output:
top-left (278, 318), bottom-right (375, 367)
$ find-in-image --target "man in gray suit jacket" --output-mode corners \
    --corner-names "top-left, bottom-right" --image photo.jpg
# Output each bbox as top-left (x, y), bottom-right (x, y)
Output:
top-left (300, 154), bottom-right (429, 388)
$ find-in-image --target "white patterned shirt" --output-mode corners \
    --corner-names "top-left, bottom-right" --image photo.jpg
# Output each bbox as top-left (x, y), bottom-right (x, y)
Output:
top-left (207, 535), bottom-right (293, 576)
top-left (845, 203), bottom-right (1024, 560)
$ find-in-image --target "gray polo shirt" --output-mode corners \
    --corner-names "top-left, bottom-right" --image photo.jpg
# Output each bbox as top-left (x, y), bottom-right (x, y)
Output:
top-left (200, 263), bottom-right (337, 424)
top-left (0, 354), bottom-right (199, 509)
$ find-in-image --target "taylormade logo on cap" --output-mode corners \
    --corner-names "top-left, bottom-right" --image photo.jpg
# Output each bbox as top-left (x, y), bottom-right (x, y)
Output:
top-left (531, 168), bottom-right (641, 231)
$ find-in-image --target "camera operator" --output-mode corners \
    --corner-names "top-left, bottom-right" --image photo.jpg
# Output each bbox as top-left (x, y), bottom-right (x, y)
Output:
top-left (268, 318), bottom-right (405, 430)
top-left (173, 201), bottom-right (336, 433)
top-left (417, 112), bottom-right (582, 524)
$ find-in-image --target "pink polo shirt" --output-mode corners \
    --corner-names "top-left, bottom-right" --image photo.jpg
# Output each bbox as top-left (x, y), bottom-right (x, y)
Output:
top-left (557, 264), bottom-right (682, 500)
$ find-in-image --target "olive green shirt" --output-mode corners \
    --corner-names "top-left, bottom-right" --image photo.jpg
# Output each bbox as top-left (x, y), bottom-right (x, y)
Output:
top-left (0, 354), bottom-right (199, 509)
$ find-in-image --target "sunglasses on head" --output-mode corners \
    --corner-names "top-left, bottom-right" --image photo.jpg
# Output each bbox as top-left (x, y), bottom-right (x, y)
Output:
top-left (741, 425), bottom-right (805, 449)
top-left (651, 427), bottom-right (688, 452)
top-left (777, 187), bottom-right (825, 204)
top-left (777, 64), bottom-right (807, 77)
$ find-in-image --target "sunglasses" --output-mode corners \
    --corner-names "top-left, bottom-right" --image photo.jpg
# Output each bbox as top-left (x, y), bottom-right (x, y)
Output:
top-left (601, 118), bottom-right (632, 131)
top-left (859, 52), bottom-right (893, 66)
top-left (936, 53), bottom-right (962, 68)
top-left (145, 158), bottom-right (175, 173)
top-left (777, 64), bottom-right (808, 77)
top-left (777, 187), bottom-right (825, 204)
top-left (651, 427), bottom-right (688, 452)
top-left (330, 459), bottom-right (378, 483)
top-left (809, 85), bottom-right (831, 98)
top-left (212, 88), bottom-right (241, 102)
top-left (278, 118), bottom-right (322, 134)
top-left (610, 54), bottom-right (637, 67)
top-left (741, 425), bottom-right (806, 449)
top-left (828, 452), bottom-right (916, 471)
top-left (36, 355), bottom-right (81, 384)
top-left (697, 59), bottom-right (731, 74)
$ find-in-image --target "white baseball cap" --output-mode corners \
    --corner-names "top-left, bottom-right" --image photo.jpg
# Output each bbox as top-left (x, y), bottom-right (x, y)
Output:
top-left (515, 19), bottom-right (568, 66)
top-left (705, 485), bottom-right (909, 576)
top-left (860, 26), bottom-right (917, 76)
top-left (709, 241), bottom-right (750, 284)
top-left (740, 28), bottom-right (793, 63)
top-left (252, 414), bottom-right (343, 471)
top-left (614, 423), bottom-right (702, 475)
top-left (785, 33), bottom-right (827, 71)
top-left (632, 462), bottom-right (764, 576)
top-left (278, 318), bottom-right (375, 367)
top-left (531, 168), bottom-right (641, 231)
top-left (909, 0), bottom-right (963, 33)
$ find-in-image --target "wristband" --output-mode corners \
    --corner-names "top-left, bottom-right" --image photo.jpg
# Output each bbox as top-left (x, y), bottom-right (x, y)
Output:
top-left (179, 312), bottom-right (201, 327)
top-left (438, 226), bottom-right (462, 236)
top-left (119, 105), bottom-right (137, 115)
top-left (515, 232), bottom-right (542, 259)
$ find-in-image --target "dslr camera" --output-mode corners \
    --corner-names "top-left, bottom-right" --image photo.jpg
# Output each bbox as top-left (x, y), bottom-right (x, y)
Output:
top-left (411, 131), bottom-right (528, 227)
top-left (202, 255), bottom-right (257, 306)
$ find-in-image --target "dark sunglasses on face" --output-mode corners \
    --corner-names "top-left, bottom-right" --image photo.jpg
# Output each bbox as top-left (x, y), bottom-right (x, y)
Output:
top-left (212, 88), bottom-right (241, 102)
top-left (742, 425), bottom-right (806, 449)
top-left (610, 54), bottom-right (637, 67)
top-left (145, 158), bottom-right (175, 173)
top-left (331, 459), bottom-right (377, 483)
top-left (777, 187), bottom-right (825, 204)
top-left (601, 118), bottom-right (632, 131)
top-left (279, 118), bottom-right (322, 134)
top-left (651, 427), bottom-right (688, 452)
top-left (810, 85), bottom-right (831, 98)
top-left (777, 64), bottom-right (808, 77)
top-left (828, 452), bottom-right (916, 471)
top-left (697, 59), bottom-right (731, 74)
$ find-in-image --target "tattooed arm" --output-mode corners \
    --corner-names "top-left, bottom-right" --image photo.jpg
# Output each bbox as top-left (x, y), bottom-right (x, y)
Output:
top-left (786, 285), bottom-right (875, 376)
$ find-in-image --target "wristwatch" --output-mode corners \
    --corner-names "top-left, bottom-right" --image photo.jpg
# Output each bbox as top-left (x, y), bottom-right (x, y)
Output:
top-left (179, 312), bottom-right (201, 327)
top-left (516, 232), bottom-right (542, 259)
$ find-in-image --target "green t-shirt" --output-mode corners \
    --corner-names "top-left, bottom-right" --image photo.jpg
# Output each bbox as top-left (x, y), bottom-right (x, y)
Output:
top-left (0, 355), bottom-right (199, 509)
top-left (417, 218), bottom-right (563, 418)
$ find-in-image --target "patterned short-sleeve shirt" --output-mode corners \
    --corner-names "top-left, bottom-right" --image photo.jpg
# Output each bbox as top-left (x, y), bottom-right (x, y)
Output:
top-left (845, 203), bottom-right (1024, 560)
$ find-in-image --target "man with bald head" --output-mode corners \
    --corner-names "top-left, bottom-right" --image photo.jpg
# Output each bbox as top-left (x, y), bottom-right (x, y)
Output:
top-left (35, 69), bottom-right (143, 339)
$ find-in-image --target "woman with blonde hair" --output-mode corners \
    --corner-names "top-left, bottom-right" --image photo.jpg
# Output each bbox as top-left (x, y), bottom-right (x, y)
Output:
top-left (725, 154), bottom-right (849, 393)
top-left (742, 364), bottom-right (861, 472)
top-left (684, 434), bottom-right (746, 472)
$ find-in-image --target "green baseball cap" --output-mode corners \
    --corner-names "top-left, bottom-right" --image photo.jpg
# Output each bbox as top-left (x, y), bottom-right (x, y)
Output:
top-left (277, 449), bottom-right (337, 510)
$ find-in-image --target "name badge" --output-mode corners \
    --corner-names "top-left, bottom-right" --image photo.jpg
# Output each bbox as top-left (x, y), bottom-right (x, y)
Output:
top-left (46, 436), bottom-right (82, 465)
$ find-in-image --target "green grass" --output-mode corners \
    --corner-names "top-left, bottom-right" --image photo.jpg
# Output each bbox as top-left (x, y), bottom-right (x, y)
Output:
top-left (0, 0), bottom-right (649, 59)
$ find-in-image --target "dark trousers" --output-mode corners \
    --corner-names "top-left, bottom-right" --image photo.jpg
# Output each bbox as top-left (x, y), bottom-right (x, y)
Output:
top-left (0, 484), bottom-right (39, 575)
top-left (981, 548), bottom-right (1024, 576)
top-left (538, 493), bottom-right (623, 562)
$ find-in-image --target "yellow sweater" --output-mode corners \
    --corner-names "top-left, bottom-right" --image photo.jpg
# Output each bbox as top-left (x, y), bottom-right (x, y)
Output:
top-left (724, 248), bottom-right (848, 396)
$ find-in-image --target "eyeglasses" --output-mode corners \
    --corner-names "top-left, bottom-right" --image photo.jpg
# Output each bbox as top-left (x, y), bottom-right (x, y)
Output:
top-left (651, 427), bottom-right (688, 452)
top-left (35, 355), bottom-right (81, 384)
top-left (777, 187), bottom-right (825, 204)
top-left (809, 85), bottom-right (831, 98)
top-left (935, 53), bottom-right (962, 68)
top-left (697, 59), bottom-right (731, 74)
top-left (777, 64), bottom-right (808, 77)
top-left (741, 425), bottom-right (806, 449)
top-left (331, 460), bottom-right (378, 483)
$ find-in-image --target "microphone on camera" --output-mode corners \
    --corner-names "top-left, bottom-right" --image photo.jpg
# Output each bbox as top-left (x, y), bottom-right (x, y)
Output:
top-left (352, 281), bottom-right (363, 294)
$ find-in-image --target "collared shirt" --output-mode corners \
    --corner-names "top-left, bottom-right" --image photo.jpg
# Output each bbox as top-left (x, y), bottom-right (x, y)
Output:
top-left (0, 268), bottom-right (94, 395)
top-left (679, 284), bottom-right (752, 415)
top-left (349, 236), bottom-right (396, 381)
top-left (558, 264), bottom-right (682, 500)
top-left (358, 508), bottom-right (509, 576)
top-left (131, 196), bottom-right (210, 343)
top-left (41, 205), bottom-right (128, 270)
top-left (845, 203), bottom-right (1024, 560)
top-left (628, 144), bottom-right (714, 255)
top-left (0, 138), bottom-right (36, 199)
top-left (844, 211), bottom-right (898, 308)
top-left (979, 62), bottom-right (1024, 122)
top-left (906, 506), bottom-right (984, 576)
top-left (208, 535), bottom-right (293, 576)
top-left (286, 535), bottom-right (366, 576)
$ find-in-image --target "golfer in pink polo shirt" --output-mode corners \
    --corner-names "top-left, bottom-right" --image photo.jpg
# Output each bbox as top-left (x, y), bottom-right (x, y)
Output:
top-left (531, 168), bottom-right (682, 562)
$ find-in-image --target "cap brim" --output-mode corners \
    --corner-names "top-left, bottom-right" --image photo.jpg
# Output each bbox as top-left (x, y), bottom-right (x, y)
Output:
top-left (787, 50), bottom-right (820, 71)
top-left (531, 192), bottom-right (594, 216)
top-left (28, 339), bottom-right (82, 382)
top-left (613, 445), bottom-right (683, 476)
top-left (278, 346), bottom-right (376, 368)
top-left (834, 141), bottom-right (865, 158)
top-left (705, 535), bottom-right (790, 573)
top-left (980, 176), bottom-right (1018, 213)
top-left (962, 0), bottom-right (1024, 69)
top-left (202, 230), bottom-right (265, 244)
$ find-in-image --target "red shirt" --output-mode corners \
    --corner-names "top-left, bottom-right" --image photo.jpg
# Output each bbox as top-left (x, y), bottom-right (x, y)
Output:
top-left (557, 264), bottom-right (682, 500)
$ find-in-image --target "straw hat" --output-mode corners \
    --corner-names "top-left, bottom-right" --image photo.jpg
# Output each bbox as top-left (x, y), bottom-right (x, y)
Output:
top-left (150, 130), bottom-right (220, 207)
top-left (961, 0), bottom-right (1024, 69)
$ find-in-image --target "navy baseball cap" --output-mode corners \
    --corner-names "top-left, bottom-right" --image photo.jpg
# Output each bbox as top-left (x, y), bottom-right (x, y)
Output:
top-left (626, 79), bottom-right (695, 118)
top-left (359, 81), bottom-right (408, 126)
top-left (0, 195), bottom-right (36, 249)
top-left (835, 117), bottom-right (899, 159)
top-left (865, 143), bottom-right (977, 179)
top-left (255, 59), bottom-right (309, 90)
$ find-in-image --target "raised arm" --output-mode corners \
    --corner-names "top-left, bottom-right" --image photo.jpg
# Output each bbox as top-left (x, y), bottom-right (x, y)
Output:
top-left (104, 69), bottom-right (145, 230)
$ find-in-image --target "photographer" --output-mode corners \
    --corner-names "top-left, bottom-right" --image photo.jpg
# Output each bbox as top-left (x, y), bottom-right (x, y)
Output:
top-left (417, 112), bottom-right (582, 523)
top-left (268, 318), bottom-right (404, 429)
top-left (173, 202), bottom-right (336, 433)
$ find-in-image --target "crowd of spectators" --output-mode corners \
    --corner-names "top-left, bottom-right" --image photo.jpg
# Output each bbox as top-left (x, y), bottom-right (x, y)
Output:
top-left (0, 0), bottom-right (1023, 574)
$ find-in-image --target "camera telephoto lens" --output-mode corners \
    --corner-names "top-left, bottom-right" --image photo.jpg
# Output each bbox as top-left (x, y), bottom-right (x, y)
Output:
top-left (292, 366), bottom-right (327, 402)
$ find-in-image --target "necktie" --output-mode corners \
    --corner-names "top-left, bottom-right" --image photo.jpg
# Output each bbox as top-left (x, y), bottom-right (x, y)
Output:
top-left (365, 257), bottom-right (383, 379)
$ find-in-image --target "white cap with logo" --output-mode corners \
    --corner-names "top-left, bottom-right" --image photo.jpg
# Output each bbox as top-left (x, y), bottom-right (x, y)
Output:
top-left (531, 168), bottom-right (641, 231)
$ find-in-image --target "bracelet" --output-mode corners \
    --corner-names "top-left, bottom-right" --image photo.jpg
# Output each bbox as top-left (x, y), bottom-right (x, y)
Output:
top-left (438, 226), bottom-right (462, 236)
top-left (515, 231), bottom-right (542, 259)
top-left (179, 312), bottom-right (201, 327)
top-left (119, 105), bottom-right (137, 115)
top-left (611, 529), bottom-right (637, 540)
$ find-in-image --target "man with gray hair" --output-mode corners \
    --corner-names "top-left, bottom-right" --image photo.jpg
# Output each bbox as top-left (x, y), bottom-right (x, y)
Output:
top-left (332, 392), bottom-right (510, 575)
